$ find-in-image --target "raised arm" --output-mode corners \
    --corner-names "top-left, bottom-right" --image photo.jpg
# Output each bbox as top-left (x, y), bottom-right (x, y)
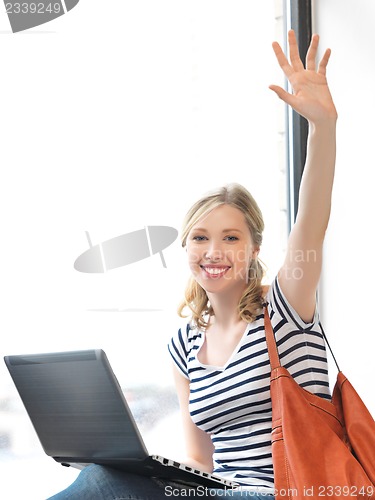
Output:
top-left (270, 30), bottom-right (338, 322)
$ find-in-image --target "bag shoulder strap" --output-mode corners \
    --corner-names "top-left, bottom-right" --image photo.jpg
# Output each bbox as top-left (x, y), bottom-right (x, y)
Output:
top-left (319, 322), bottom-right (341, 372)
top-left (263, 304), bottom-right (341, 373)
top-left (263, 306), bottom-right (281, 370)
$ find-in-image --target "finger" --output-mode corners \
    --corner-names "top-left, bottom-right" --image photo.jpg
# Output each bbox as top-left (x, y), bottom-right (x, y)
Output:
top-left (288, 29), bottom-right (304, 71)
top-left (269, 84), bottom-right (298, 108)
top-left (272, 41), bottom-right (294, 78)
top-left (305, 34), bottom-right (319, 71)
top-left (318, 48), bottom-right (331, 75)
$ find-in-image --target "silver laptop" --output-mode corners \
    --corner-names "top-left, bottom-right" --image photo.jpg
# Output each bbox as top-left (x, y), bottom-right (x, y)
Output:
top-left (4, 349), bottom-right (238, 489)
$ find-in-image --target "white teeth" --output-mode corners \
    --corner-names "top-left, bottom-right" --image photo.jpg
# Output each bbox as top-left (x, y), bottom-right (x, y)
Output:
top-left (205, 267), bottom-right (227, 275)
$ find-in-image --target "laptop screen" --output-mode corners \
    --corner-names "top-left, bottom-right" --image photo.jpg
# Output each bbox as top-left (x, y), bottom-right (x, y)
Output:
top-left (4, 349), bottom-right (148, 461)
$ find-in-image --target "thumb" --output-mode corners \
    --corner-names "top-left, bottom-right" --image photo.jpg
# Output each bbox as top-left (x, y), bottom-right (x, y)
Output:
top-left (269, 84), bottom-right (297, 107)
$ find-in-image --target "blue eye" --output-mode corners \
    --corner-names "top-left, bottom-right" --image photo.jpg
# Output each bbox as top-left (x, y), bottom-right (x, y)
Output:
top-left (225, 236), bottom-right (239, 241)
top-left (192, 235), bottom-right (208, 241)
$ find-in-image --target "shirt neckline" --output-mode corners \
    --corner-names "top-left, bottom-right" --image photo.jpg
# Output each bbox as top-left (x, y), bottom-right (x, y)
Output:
top-left (195, 322), bottom-right (251, 371)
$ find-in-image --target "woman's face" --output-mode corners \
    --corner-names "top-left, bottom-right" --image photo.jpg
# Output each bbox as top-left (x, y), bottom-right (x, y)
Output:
top-left (186, 204), bottom-right (258, 296)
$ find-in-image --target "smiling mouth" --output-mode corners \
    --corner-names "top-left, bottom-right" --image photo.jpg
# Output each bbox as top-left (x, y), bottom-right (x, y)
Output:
top-left (200, 265), bottom-right (230, 278)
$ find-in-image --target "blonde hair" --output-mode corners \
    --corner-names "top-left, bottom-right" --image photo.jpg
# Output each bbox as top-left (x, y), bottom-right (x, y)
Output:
top-left (178, 183), bottom-right (266, 329)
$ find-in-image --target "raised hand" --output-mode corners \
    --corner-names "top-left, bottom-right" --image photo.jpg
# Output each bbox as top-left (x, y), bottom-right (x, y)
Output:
top-left (273, 31), bottom-right (338, 323)
top-left (269, 30), bottom-right (337, 125)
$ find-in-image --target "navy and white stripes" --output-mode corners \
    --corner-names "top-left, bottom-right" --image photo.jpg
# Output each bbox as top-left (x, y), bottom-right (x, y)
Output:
top-left (168, 277), bottom-right (331, 489)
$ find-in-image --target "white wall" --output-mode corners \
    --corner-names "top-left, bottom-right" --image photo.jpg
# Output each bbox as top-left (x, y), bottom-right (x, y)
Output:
top-left (313, 0), bottom-right (375, 414)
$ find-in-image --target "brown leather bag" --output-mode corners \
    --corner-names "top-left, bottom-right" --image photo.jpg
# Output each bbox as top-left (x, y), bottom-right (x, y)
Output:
top-left (264, 307), bottom-right (375, 500)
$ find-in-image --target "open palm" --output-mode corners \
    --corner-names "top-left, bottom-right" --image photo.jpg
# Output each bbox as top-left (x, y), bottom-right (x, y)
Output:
top-left (270, 30), bottom-right (337, 124)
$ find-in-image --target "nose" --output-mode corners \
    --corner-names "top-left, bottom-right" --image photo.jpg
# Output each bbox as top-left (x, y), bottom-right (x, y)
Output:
top-left (204, 240), bottom-right (224, 262)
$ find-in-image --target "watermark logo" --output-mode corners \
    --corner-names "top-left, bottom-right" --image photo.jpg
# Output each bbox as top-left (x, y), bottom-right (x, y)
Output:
top-left (4, 0), bottom-right (79, 33)
top-left (74, 226), bottom-right (178, 273)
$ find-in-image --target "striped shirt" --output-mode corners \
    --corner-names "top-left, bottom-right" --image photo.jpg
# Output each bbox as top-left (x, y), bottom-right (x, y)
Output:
top-left (168, 277), bottom-right (331, 490)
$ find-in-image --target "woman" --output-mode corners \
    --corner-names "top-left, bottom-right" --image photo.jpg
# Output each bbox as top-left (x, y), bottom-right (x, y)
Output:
top-left (48, 30), bottom-right (337, 499)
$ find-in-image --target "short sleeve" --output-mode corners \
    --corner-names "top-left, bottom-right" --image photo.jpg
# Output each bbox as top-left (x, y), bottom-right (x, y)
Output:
top-left (266, 275), bottom-right (320, 330)
top-left (167, 323), bottom-right (190, 380)
top-left (265, 276), bottom-right (331, 400)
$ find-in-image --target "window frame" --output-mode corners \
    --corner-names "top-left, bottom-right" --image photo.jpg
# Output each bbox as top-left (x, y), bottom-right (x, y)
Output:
top-left (285, 0), bottom-right (312, 230)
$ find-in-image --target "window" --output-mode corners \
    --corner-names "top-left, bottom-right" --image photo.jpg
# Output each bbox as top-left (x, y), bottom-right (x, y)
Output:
top-left (0, 2), bottom-right (287, 497)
